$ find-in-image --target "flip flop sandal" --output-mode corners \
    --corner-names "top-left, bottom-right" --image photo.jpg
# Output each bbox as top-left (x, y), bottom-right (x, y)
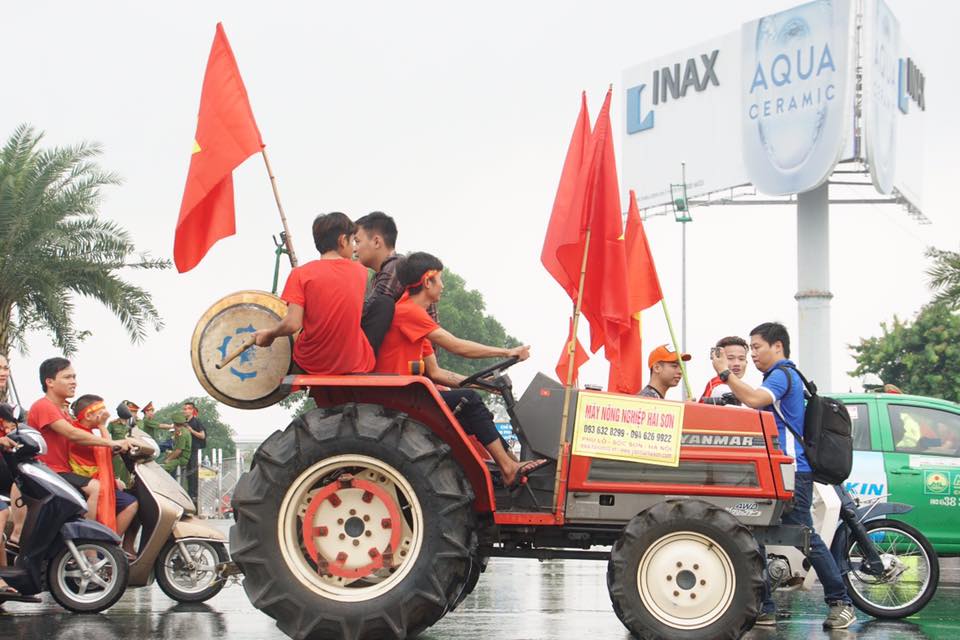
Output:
top-left (506, 458), bottom-right (550, 489)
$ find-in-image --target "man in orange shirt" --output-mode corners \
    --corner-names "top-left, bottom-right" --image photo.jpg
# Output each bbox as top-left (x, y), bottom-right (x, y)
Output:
top-left (253, 212), bottom-right (375, 374)
top-left (375, 252), bottom-right (547, 488)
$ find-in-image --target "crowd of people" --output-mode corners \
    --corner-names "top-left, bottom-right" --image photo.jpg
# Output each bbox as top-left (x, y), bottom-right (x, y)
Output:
top-left (0, 351), bottom-right (207, 597)
top-left (635, 324), bottom-right (856, 629)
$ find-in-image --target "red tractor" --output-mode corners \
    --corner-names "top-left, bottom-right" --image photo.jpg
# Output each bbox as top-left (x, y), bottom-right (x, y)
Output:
top-left (230, 360), bottom-right (804, 640)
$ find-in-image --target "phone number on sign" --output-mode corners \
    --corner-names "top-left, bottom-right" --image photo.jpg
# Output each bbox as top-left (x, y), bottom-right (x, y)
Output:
top-left (581, 424), bottom-right (673, 442)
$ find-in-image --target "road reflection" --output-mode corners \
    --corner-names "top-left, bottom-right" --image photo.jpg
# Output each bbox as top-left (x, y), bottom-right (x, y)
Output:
top-left (0, 557), bottom-right (955, 639)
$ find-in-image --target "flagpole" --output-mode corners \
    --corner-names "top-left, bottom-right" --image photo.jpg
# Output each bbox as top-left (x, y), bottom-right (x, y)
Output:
top-left (261, 149), bottom-right (299, 267)
top-left (660, 298), bottom-right (693, 399)
top-left (553, 227), bottom-right (592, 503)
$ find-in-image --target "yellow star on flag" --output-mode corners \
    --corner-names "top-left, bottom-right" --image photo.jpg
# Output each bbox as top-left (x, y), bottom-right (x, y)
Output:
top-left (192, 139), bottom-right (202, 154)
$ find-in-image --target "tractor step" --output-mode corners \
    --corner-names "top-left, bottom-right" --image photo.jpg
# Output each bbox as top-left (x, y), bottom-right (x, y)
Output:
top-left (489, 459), bottom-right (558, 513)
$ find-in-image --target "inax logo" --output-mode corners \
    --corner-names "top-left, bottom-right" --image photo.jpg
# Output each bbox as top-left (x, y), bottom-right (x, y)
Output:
top-left (626, 50), bottom-right (720, 134)
top-left (898, 57), bottom-right (925, 113)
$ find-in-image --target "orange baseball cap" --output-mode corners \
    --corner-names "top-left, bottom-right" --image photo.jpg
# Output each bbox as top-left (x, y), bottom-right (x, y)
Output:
top-left (647, 343), bottom-right (692, 369)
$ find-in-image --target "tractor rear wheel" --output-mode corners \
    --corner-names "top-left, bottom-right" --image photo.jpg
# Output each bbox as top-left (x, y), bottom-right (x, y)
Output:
top-left (230, 403), bottom-right (476, 640)
top-left (607, 499), bottom-right (763, 640)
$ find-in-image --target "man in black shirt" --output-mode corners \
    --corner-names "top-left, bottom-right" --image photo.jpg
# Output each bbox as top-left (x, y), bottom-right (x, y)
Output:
top-left (354, 212), bottom-right (439, 355)
top-left (183, 401), bottom-right (206, 504)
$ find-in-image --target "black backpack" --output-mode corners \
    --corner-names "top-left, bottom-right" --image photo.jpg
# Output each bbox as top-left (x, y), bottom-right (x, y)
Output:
top-left (771, 363), bottom-right (853, 485)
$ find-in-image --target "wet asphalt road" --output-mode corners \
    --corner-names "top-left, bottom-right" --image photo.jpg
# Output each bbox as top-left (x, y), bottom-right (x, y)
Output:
top-left (1, 520), bottom-right (958, 640)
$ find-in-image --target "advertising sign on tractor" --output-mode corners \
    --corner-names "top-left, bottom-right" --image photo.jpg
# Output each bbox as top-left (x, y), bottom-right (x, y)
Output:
top-left (571, 392), bottom-right (684, 466)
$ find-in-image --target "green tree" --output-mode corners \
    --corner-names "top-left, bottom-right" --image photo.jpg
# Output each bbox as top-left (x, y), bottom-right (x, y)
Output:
top-left (155, 396), bottom-right (237, 457)
top-left (849, 303), bottom-right (960, 401)
top-left (0, 125), bottom-right (169, 358)
top-left (926, 247), bottom-right (960, 309)
top-left (281, 268), bottom-right (520, 418)
top-left (435, 271), bottom-right (520, 375)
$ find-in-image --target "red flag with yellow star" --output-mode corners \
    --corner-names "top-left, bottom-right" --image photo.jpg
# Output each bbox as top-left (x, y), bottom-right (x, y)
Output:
top-left (174, 23), bottom-right (264, 273)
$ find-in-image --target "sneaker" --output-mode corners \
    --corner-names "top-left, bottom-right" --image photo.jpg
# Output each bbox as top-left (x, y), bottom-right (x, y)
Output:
top-left (755, 611), bottom-right (777, 626)
top-left (823, 602), bottom-right (856, 629)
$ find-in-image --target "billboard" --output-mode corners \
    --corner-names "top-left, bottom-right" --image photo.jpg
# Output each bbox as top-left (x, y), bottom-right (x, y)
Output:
top-left (622, 0), bottom-right (925, 210)
top-left (740, 0), bottom-right (855, 195)
top-left (862, 0), bottom-right (926, 208)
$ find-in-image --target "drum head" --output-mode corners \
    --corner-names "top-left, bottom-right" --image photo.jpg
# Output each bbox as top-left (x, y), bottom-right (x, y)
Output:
top-left (191, 290), bottom-right (294, 410)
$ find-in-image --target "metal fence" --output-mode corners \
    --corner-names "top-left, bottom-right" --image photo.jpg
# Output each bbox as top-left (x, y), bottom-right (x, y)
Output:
top-left (195, 449), bottom-right (246, 519)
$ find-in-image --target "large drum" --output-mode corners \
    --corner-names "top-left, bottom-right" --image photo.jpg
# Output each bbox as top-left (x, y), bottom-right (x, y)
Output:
top-left (191, 290), bottom-right (293, 409)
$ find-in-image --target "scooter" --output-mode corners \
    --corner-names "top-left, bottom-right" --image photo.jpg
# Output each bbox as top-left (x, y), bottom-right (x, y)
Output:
top-left (0, 424), bottom-right (129, 612)
top-left (119, 425), bottom-right (229, 602)
top-left (768, 483), bottom-right (938, 619)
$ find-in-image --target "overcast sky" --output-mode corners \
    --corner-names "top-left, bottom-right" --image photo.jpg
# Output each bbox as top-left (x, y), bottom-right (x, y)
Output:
top-left (2, 1), bottom-right (955, 442)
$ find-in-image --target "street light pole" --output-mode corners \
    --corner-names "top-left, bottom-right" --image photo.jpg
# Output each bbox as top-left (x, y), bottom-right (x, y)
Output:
top-left (680, 162), bottom-right (688, 400)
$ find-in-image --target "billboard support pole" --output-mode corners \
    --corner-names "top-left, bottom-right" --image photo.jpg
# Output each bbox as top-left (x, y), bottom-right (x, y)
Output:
top-left (796, 182), bottom-right (833, 390)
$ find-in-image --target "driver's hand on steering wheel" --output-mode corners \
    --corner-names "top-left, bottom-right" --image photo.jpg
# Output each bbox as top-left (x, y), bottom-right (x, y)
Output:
top-left (508, 345), bottom-right (531, 361)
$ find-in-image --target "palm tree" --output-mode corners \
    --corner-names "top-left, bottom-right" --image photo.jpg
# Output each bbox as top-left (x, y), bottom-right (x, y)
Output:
top-left (927, 247), bottom-right (960, 309)
top-left (0, 124), bottom-right (170, 359)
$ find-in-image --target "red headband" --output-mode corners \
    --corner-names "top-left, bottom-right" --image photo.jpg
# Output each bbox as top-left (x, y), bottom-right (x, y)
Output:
top-left (77, 400), bottom-right (106, 422)
top-left (405, 269), bottom-right (440, 291)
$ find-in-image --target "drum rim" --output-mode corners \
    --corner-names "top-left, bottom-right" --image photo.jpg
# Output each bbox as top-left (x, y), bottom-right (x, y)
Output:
top-left (190, 290), bottom-right (294, 410)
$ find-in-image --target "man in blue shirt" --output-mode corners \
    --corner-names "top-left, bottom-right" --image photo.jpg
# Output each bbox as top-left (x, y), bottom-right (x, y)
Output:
top-left (710, 322), bottom-right (854, 630)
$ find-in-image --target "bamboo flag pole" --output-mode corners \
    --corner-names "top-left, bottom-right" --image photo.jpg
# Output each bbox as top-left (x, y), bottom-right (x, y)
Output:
top-left (553, 228), bottom-right (592, 502)
top-left (660, 298), bottom-right (693, 399)
top-left (261, 149), bottom-right (299, 268)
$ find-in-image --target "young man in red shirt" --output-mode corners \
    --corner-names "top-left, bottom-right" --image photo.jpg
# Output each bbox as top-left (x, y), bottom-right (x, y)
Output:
top-left (699, 336), bottom-right (749, 404)
top-left (27, 358), bottom-right (132, 524)
top-left (253, 212), bottom-right (375, 374)
top-left (375, 252), bottom-right (547, 488)
top-left (69, 394), bottom-right (139, 557)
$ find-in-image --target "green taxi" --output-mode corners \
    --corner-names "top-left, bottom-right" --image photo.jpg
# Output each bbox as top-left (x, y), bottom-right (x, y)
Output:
top-left (836, 391), bottom-right (960, 556)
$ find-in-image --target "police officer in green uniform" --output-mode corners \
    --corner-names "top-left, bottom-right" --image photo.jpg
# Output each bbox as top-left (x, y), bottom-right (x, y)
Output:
top-left (139, 401), bottom-right (173, 445)
top-left (108, 400), bottom-right (139, 487)
top-left (162, 411), bottom-right (192, 482)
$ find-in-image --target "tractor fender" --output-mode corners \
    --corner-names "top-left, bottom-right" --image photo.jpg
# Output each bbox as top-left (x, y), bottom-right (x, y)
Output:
top-left (283, 373), bottom-right (497, 512)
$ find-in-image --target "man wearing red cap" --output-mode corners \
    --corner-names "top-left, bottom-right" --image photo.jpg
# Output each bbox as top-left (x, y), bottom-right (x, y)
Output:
top-left (639, 344), bottom-right (691, 400)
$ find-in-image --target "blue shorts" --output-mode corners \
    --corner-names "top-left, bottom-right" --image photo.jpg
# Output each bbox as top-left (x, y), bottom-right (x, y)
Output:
top-left (115, 489), bottom-right (137, 512)
top-left (0, 498), bottom-right (8, 512)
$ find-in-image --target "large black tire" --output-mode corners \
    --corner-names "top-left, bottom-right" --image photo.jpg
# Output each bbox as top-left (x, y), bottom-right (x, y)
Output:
top-left (47, 540), bottom-right (129, 613)
top-left (155, 539), bottom-right (227, 603)
top-left (230, 404), bottom-right (476, 640)
top-left (844, 518), bottom-right (939, 619)
top-left (607, 500), bottom-right (763, 640)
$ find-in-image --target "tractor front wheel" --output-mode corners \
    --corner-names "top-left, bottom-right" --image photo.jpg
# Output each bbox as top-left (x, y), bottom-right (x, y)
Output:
top-left (607, 499), bottom-right (763, 640)
top-left (230, 404), bottom-right (476, 640)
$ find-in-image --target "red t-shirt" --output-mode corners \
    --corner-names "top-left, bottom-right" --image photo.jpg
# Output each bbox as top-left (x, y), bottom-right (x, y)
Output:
top-left (282, 259), bottom-right (375, 374)
top-left (375, 299), bottom-right (440, 375)
top-left (28, 397), bottom-right (73, 473)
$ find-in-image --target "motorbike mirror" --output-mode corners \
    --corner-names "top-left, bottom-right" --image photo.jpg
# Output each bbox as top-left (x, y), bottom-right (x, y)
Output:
top-left (116, 402), bottom-right (133, 420)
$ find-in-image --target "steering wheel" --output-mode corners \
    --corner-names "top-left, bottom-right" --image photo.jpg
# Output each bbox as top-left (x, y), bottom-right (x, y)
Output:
top-left (459, 357), bottom-right (520, 390)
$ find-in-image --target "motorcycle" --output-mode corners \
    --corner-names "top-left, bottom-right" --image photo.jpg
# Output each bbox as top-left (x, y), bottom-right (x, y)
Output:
top-left (0, 424), bottom-right (129, 612)
top-left (768, 483), bottom-right (938, 619)
top-left (119, 425), bottom-right (229, 603)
